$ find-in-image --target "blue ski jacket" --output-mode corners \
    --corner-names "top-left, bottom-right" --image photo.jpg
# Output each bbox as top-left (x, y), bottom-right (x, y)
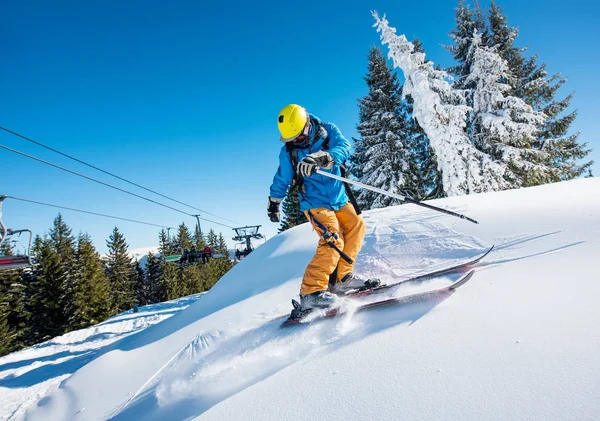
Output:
top-left (270, 114), bottom-right (353, 212)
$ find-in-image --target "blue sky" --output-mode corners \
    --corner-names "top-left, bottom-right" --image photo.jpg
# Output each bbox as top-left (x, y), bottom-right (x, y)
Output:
top-left (1, 0), bottom-right (598, 255)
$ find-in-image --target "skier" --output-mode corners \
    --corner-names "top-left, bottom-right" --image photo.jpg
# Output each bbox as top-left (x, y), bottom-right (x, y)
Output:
top-left (268, 104), bottom-right (379, 310)
top-left (202, 245), bottom-right (212, 264)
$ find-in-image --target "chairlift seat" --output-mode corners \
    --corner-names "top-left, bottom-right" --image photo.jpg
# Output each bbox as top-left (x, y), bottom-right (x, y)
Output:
top-left (0, 255), bottom-right (31, 270)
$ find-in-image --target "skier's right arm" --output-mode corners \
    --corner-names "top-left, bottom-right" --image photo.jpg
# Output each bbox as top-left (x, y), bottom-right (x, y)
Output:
top-left (269, 146), bottom-right (293, 201)
top-left (268, 146), bottom-right (293, 222)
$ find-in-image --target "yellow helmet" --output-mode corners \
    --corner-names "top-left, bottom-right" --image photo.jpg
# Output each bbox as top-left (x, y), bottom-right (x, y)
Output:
top-left (277, 104), bottom-right (309, 142)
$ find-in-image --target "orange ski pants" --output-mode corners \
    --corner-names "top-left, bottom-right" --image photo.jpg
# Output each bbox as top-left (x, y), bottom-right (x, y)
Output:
top-left (300, 203), bottom-right (366, 296)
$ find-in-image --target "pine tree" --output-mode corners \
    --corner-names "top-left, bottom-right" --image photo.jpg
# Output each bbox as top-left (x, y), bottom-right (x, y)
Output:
top-left (279, 184), bottom-right (306, 232)
top-left (0, 240), bottom-right (13, 256)
top-left (0, 241), bottom-right (26, 355)
top-left (133, 260), bottom-right (146, 306)
top-left (48, 214), bottom-right (77, 333)
top-left (175, 222), bottom-right (193, 252)
top-left (0, 308), bottom-right (12, 356)
top-left (206, 229), bottom-right (218, 249)
top-left (352, 46), bottom-right (411, 209)
top-left (145, 251), bottom-right (164, 303)
top-left (374, 13), bottom-right (509, 195)
top-left (464, 30), bottom-right (550, 187)
top-left (158, 229), bottom-right (173, 256)
top-left (444, 0), bottom-right (487, 90)
top-left (160, 261), bottom-right (181, 300)
top-left (70, 233), bottom-right (111, 328)
top-left (216, 233), bottom-right (229, 255)
top-left (26, 236), bottom-right (65, 342)
top-left (486, 0), bottom-right (593, 180)
top-left (105, 227), bottom-right (136, 313)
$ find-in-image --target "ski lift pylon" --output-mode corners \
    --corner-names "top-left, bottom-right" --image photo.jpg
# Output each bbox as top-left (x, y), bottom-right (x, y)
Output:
top-left (0, 196), bottom-right (34, 270)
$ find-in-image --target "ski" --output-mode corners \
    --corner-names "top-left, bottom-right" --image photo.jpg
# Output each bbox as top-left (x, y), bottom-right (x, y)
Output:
top-left (343, 244), bottom-right (493, 299)
top-left (281, 270), bottom-right (475, 327)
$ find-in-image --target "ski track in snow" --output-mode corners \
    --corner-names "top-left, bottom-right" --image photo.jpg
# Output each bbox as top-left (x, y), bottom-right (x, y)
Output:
top-left (108, 203), bottom-right (492, 421)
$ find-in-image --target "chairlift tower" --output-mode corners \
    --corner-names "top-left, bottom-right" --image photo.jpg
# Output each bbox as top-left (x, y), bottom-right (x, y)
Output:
top-left (232, 225), bottom-right (264, 258)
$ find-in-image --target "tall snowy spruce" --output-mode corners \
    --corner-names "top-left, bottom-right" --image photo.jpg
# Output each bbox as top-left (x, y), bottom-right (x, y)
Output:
top-left (464, 31), bottom-right (549, 187)
top-left (447, 0), bottom-right (593, 185)
top-left (352, 46), bottom-right (411, 209)
top-left (487, 0), bottom-right (593, 179)
top-left (279, 185), bottom-right (306, 232)
top-left (373, 12), bottom-right (509, 196)
top-left (444, 0), bottom-right (487, 91)
top-left (105, 227), bottom-right (136, 313)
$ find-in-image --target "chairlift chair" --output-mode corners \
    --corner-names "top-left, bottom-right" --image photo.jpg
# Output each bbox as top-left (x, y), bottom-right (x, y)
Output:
top-left (0, 196), bottom-right (34, 270)
top-left (232, 225), bottom-right (264, 260)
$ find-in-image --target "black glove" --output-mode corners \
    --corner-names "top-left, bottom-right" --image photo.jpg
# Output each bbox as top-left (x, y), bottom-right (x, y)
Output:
top-left (297, 151), bottom-right (334, 177)
top-left (267, 197), bottom-right (281, 223)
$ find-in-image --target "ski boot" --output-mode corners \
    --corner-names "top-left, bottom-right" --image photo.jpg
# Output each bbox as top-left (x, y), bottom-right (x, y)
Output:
top-left (287, 290), bottom-right (339, 323)
top-left (300, 290), bottom-right (339, 310)
top-left (330, 273), bottom-right (381, 295)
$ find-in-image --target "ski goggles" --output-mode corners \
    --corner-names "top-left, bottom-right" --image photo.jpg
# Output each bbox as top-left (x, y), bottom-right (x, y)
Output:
top-left (280, 120), bottom-right (311, 144)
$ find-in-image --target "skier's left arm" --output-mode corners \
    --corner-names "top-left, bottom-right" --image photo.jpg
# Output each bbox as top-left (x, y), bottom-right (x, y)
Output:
top-left (297, 122), bottom-right (353, 177)
top-left (322, 122), bottom-right (353, 166)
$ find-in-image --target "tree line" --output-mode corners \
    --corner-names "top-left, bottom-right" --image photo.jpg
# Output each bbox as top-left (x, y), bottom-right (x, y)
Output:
top-left (0, 214), bottom-right (232, 357)
top-left (277, 0), bottom-right (593, 230)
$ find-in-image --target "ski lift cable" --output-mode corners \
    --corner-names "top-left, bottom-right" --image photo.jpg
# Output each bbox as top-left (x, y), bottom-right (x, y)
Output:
top-left (0, 126), bottom-right (242, 225)
top-left (4, 195), bottom-right (177, 229)
top-left (0, 143), bottom-right (235, 229)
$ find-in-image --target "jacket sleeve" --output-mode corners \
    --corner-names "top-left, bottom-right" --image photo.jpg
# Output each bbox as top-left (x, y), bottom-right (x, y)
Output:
top-left (323, 122), bottom-right (353, 165)
top-left (269, 146), bottom-right (294, 200)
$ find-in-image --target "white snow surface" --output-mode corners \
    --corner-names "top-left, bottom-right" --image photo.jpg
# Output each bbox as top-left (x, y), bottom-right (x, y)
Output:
top-left (2, 178), bottom-right (599, 421)
top-left (0, 294), bottom-right (203, 421)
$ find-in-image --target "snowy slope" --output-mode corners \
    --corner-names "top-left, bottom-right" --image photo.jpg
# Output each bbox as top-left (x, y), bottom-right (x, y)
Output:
top-left (5, 178), bottom-right (600, 421)
top-left (0, 295), bottom-right (204, 421)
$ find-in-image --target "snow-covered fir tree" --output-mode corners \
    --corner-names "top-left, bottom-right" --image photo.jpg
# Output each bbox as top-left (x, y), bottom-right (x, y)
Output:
top-left (485, 0), bottom-right (593, 180)
top-left (279, 185), bottom-right (306, 232)
top-left (373, 12), bottom-right (509, 195)
top-left (352, 46), bottom-right (410, 208)
top-left (464, 30), bottom-right (550, 187)
top-left (444, 0), bottom-right (487, 90)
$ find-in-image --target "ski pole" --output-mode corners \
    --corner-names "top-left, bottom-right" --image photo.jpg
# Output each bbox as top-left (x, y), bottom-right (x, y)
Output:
top-left (315, 169), bottom-right (479, 224)
top-left (307, 210), bottom-right (354, 264)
